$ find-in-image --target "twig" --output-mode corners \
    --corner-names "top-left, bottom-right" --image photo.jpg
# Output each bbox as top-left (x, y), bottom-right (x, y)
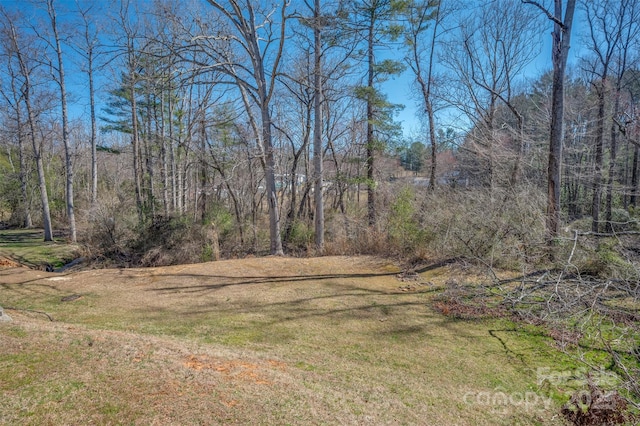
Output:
top-left (4, 307), bottom-right (54, 322)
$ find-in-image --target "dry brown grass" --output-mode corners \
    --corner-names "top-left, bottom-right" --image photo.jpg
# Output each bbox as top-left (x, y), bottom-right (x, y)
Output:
top-left (1, 256), bottom-right (571, 425)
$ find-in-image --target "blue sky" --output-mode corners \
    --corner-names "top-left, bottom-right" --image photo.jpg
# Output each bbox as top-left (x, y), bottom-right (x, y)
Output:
top-left (0, 0), bottom-right (589, 142)
top-left (383, 2), bottom-right (589, 140)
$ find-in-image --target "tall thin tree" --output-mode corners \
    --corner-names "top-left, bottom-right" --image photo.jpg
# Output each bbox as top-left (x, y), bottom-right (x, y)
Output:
top-left (350, 0), bottom-right (404, 226)
top-left (523, 0), bottom-right (577, 243)
top-left (203, 0), bottom-right (288, 255)
top-left (3, 10), bottom-right (54, 241)
top-left (42, 0), bottom-right (77, 242)
top-left (75, 2), bottom-right (102, 208)
top-left (402, 0), bottom-right (441, 191)
top-left (313, 0), bottom-right (325, 251)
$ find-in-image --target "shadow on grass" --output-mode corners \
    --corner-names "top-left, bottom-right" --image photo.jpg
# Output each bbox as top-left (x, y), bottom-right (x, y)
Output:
top-left (142, 271), bottom-right (446, 343)
top-left (147, 271), bottom-right (400, 294)
top-left (0, 229), bottom-right (69, 244)
top-left (0, 229), bottom-right (77, 270)
top-left (0, 230), bottom-right (45, 244)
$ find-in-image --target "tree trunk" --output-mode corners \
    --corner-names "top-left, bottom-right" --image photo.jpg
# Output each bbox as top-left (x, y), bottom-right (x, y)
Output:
top-left (86, 31), bottom-right (98, 207)
top-left (77, 0), bottom-right (98, 207)
top-left (9, 22), bottom-right (53, 241)
top-left (204, 0), bottom-right (285, 255)
top-left (632, 145), bottom-right (639, 208)
top-left (313, 0), bottom-right (325, 251)
top-left (160, 88), bottom-right (169, 216)
top-left (89, 52), bottom-right (98, 207)
top-left (130, 76), bottom-right (144, 223)
top-left (605, 92), bottom-right (620, 231)
top-left (47, 0), bottom-right (76, 242)
top-left (426, 100), bottom-right (437, 190)
top-left (26, 94), bottom-right (53, 241)
top-left (168, 85), bottom-right (177, 213)
top-left (591, 88), bottom-right (606, 233)
top-left (546, 0), bottom-right (576, 241)
top-left (366, 12), bottom-right (376, 227)
top-left (144, 93), bottom-right (155, 218)
top-left (261, 107), bottom-right (284, 255)
top-left (510, 114), bottom-right (525, 187)
top-left (199, 115), bottom-right (207, 224)
top-left (17, 115), bottom-right (33, 228)
top-left (409, 1), bottom-right (440, 191)
top-left (11, 88), bottom-right (33, 228)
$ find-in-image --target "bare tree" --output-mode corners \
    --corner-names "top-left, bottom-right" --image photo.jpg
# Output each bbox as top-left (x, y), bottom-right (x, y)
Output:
top-left (523, 0), bottom-right (577, 243)
top-left (608, 7), bottom-right (640, 231)
top-left (461, 0), bottom-right (541, 188)
top-left (40, 0), bottom-right (77, 242)
top-left (312, 0), bottom-right (325, 251)
top-left (74, 1), bottom-right (103, 208)
top-left (402, 0), bottom-right (442, 191)
top-left (276, 55), bottom-right (314, 246)
top-left (582, 0), bottom-right (624, 232)
top-left (203, 0), bottom-right (288, 255)
top-left (0, 24), bottom-right (33, 228)
top-left (2, 9), bottom-right (54, 241)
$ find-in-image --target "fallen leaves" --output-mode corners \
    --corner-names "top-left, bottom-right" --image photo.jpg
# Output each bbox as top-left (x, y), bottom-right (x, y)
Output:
top-left (0, 257), bottom-right (20, 268)
top-left (183, 355), bottom-right (286, 386)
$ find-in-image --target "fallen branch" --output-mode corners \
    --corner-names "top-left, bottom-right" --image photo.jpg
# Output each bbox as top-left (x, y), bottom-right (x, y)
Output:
top-left (4, 306), bottom-right (54, 322)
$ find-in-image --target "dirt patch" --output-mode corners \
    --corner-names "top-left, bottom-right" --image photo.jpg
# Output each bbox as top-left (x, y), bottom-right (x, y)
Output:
top-left (184, 354), bottom-right (286, 385)
top-left (0, 257), bottom-right (20, 268)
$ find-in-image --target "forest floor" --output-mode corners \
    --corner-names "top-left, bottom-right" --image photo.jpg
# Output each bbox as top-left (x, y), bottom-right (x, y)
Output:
top-left (0, 231), bottom-right (578, 425)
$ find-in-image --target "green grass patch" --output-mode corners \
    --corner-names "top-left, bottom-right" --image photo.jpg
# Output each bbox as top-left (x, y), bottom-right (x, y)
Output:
top-left (0, 229), bottom-right (80, 269)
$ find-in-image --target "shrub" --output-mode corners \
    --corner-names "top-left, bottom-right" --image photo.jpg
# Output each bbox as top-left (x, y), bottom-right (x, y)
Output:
top-left (83, 197), bottom-right (137, 262)
top-left (422, 187), bottom-right (547, 269)
top-left (285, 220), bottom-right (314, 253)
top-left (132, 216), bottom-right (218, 267)
top-left (386, 186), bottom-right (432, 255)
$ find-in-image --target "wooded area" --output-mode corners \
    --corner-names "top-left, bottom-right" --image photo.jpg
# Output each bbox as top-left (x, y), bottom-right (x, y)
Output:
top-left (0, 0), bottom-right (639, 262)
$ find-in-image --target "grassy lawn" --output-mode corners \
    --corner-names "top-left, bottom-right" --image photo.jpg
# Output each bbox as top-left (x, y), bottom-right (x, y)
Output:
top-left (0, 228), bottom-right (80, 269)
top-left (0, 256), bottom-right (581, 425)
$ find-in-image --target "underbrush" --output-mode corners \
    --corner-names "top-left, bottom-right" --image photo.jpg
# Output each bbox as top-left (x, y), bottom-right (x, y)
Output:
top-left (129, 216), bottom-right (218, 266)
top-left (323, 185), bottom-right (548, 269)
top-left (430, 234), bottom-right (640, 425)
top-left (83, 198), bottom-right (237, 266)
top-left (81, 185), bottom-right (551, 269)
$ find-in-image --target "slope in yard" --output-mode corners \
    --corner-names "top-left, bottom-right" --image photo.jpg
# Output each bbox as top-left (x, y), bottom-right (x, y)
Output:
top-left (1, 256), bottom-right (572, 425)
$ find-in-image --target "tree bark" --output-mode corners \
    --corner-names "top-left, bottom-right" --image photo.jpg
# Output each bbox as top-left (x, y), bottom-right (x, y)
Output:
top-left (47, 0), bottom-right (76, 242)
top-left (204, 0), bottom-right (285, 255)
top-left (313, 0), bottom-right (325, 251)
top-left (406, 1), bottom-right (440, 191)
top-left (8, 20), bottom-right (53, 241)
top-left (5, 68), bottom-right (33, 227)
top-left (130, 74), bottom-right (144, 223)
top-left (591, 88), bottom-right (606, 233)
top-left (605, 93), bottom-right (620, 231)
top-left (159, 87), bottom-right (169, 216)
top-left (524, 0), bottom-right (577, 242)
top-left (78, 5), bottom-right (98, 207)
top-left (17, 117), bottom-right (33, 228)
top-left (366, 9), bottom-right (376, 227)
top-left (632, 145), bottom-right (639, 208)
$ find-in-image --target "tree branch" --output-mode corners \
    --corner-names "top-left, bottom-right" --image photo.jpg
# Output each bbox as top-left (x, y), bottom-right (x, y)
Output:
top-left (521, 0), bottom-right (565, 28)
